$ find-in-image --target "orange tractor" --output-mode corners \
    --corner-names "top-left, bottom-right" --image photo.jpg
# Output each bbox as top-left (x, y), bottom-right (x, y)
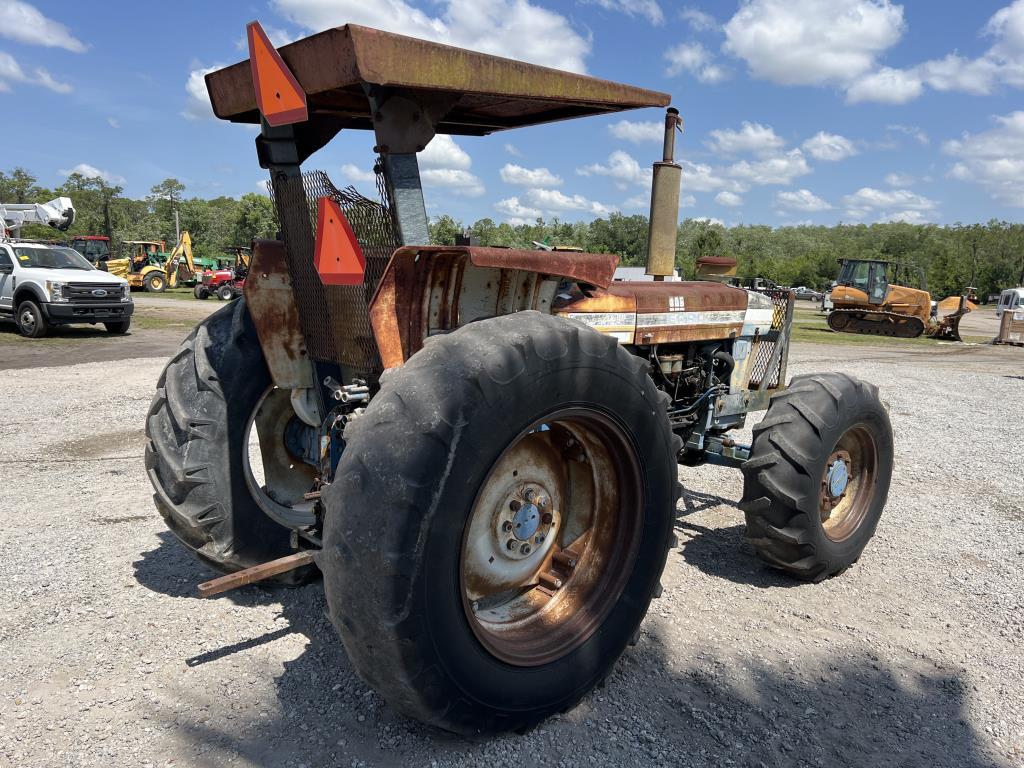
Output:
top-left (145, 22), bottom-right (894, 735)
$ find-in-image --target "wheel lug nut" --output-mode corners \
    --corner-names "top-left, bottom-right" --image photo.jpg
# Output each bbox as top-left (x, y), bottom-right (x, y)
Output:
top-left (506, 539), bottom-right (517, 551)
top-left (541, 512), bottom-right (553, 524)
top-left (520, 544), bottom-right (532, 555)
top-left (524, 488), bottom-right (535, 502)
top-left (502, 521), bottom-right (513, 532)
top-left (534, 535), bottom-right (543, 544)
top-left (509, 500), bottom-right (521, 512)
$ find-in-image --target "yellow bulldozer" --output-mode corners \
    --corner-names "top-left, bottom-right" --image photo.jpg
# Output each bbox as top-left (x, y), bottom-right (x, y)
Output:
top-left (828, 258), bottom-right (974, 341)
top-left (102, 232), bottom-right (197, 292)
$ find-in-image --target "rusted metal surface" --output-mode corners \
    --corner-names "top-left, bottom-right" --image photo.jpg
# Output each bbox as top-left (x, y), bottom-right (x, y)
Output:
top-left (243, 239), bottom-right (314, 390)
top-left (370, 246), bottom-right (618, 368)
top-left (197, 551), bottom-right (315, 598)
top-left (645, 109), bottom-right (683, 278)
top-left (819, 427), bottom-right (878, 543)
top-left (459, 409), bottom-right (643, 666)
top-left (206, 24), bottom-right (669, 133)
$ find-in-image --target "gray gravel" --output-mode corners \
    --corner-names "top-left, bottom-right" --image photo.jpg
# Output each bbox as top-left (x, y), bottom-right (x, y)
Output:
top-left (0, 339), bottom-right (1021, 767)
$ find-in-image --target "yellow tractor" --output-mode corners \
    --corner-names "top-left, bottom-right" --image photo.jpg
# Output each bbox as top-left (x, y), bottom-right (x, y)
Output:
top-left (828, 258), bottom-right (974, 341)
top-left (103, 233), bottom-right (197, 292)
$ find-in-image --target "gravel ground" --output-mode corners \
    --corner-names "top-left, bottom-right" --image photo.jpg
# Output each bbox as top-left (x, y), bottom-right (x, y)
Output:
top-left (0, 333), bottom-right (1021, 767)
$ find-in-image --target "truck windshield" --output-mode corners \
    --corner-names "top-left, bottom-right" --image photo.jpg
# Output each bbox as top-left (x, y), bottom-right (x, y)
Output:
top-left (14, 246), bottom-right (95, 270)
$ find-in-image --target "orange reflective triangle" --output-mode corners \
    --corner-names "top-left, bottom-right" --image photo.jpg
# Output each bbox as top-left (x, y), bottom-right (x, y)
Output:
top-left (314, 197), bottom-right (366, 286)
top-left (247, 21), bottom-right (307, 127)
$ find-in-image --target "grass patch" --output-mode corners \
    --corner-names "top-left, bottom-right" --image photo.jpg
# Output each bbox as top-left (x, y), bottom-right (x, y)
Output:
top-left (132, 287), bottom-right (198, 301)
top-left (789, 308), bottom-right (989, 347)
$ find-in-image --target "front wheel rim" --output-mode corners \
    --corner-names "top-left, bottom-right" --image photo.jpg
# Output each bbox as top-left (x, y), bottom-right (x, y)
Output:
top-left (460, 407), bottom-right (644, 667)
top-left (819, 424), bottom-right (878, 542)
top-left (19, 309), bottom-right (35, 333)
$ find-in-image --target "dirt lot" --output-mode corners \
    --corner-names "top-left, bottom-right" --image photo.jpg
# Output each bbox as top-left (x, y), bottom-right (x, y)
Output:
top-left (1, 299), bottom-right (1022, 767)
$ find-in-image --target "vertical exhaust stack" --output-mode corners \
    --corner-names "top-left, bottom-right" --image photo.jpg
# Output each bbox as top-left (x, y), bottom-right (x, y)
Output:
top-left (645, 108), bottom-right (683, 280)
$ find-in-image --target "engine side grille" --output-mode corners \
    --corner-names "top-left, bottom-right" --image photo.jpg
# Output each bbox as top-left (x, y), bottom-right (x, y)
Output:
top-left (269, 169), bottom-right (398, 378)
top-left (748, 289), bottom-right (791, 389)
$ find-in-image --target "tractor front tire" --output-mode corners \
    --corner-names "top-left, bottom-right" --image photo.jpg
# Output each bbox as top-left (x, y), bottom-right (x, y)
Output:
top-left (319, 311), bottom-right (680, 735)
top-left (217, 285), bottom-right (236, 302)
top-left (193, 285), bottom-right (209, 300)
top-left (144, 273), bottom-right (166, 293)
top-left (144, 298), bottom-right (301, 577)
top-left (740, 373), bottom-right (893, 581)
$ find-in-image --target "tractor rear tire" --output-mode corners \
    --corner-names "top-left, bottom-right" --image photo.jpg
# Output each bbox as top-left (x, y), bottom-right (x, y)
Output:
top-left (144, 273), bottom-right (166, 293)
top-left (144, 298), bottom-right (304, 578)
top-left (319, 311), bottom-right (680, 735)
top-left (740, 373), bottom-right (893, 582)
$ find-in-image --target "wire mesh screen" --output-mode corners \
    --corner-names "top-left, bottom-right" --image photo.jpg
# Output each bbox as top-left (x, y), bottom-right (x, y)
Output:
top-left (748, 289), bottom-right (791, 389)
top-left (268, 169), bottom-right (398, 377)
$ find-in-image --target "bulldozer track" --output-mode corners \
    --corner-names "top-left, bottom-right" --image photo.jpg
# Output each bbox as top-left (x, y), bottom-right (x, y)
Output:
top-left (828, 309), bottom-right (925, 338)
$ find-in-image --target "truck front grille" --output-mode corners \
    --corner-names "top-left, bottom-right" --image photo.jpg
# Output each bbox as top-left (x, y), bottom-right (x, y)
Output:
top-left (64, 283), bottom-right (123, 303)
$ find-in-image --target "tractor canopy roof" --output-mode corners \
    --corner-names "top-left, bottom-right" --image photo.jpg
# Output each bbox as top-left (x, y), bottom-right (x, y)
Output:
top-left (204, 24), bottom-right (669, 136)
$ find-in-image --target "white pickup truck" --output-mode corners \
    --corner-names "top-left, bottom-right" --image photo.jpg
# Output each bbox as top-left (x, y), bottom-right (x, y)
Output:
top-left (0, 241), bottom-right (134, 337)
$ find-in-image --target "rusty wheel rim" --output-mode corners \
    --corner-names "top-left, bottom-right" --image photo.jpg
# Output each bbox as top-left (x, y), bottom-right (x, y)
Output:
top-left (460, 408), bottom-right (644, 667)
top-left (819, 424), bottom-right (877, 542)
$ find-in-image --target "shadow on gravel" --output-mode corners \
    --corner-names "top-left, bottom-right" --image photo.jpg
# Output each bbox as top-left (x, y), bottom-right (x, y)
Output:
top-left (675, 486), bottom-right (799, 589)
top-left (152, 605), bottom-right (999, 768)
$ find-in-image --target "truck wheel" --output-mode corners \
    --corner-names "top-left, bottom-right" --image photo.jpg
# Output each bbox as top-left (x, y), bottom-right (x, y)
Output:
top-left (193, 285), bottom-right (209, 300)
top-left (16, 300), bottom-right (47, 338)
top-left (145, 298), bottom-right (317, 578)
top-left (144, 273), bottom-right (166, 293)
top-left (104, 319), bottom-right (131, 334)
top-left (740, 373), bottom-right (893, 582)
top-left (217, 285), bottom-right (235, 301)
top-left (319, 311), bottom-right (680, 735)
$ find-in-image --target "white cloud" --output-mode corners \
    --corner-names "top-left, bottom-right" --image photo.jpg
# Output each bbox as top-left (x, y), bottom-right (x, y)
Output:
top-left (882, 210), bottom-right (930, 224)
top-left (421, 168), bottom-right (485, 197)
top-left (775, 189), bottom-right (832, 211)
top-left (728, 149), bottom-right (811, 185)
top-left (690, 216), bottom-right (725, 226)
top-left (523, 188), bottom-right (614, 217)
top-left (845, 66), bottom-right (922, 104)
top-left (495, 196), bottom-right (542, 224)
top-left (504, 143), bottom-right (522, 157)
top-left (681, 193), bottom-right (696, 207)
top-left (681, 7), bottom-right (717, 31)
top-left (681, 159), bottom-right (746, 193)
top-left (584, 0), bottom-right (663, 25)
top-left (706, 122), bottom-right (784, 156)
top-left (272, 0), bottom-right (591, 73)
top-left (723, 0), bottom-right (904, 86)
top-left (664, 42), bottom-right (727, 83)
top-left (886, 124), bottom-right (929, 145)
top-left (0, 52), bottom-right (71, 93)
top-left (844, 1), bottom-right (1024, 104)
top-left (884, 172), bottom-right (914, 187)
top-left (59, 163), bottom-right (126, 185)
top-left (0, 1), bottom-right (87, 52)
top-left (715, 190), bottom-right (743, 207)
top-left (577, 150), bottom-right (652, 188)
top-left (622, 193), bottom-right (649, 210)
top-left (500, 163), bottom-right (562, 187)
top-left (418, 135), bottom-right (472, 170)
top-left (340, 163), bottom-right (376, 183)
top-left (182, 64), bottom-right (220, 120)
top-left (802, 131), bottom-right (858, 161)
top-left (608, 119), bottom-right (663, 144)
top-left (841, 186), bottom-right (938, 221)
top-left (943, 111), bottom-right (1024, 206)
top-left (107, 117), bottom-right (120, 129)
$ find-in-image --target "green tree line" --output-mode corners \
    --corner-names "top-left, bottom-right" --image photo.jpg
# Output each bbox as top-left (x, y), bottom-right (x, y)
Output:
top-left (0, 167), bottom-right (278, 263)
top-left (431, 212), bottom-right (1024, 300)
top-left (4, 166), bottom-right (1021, 299)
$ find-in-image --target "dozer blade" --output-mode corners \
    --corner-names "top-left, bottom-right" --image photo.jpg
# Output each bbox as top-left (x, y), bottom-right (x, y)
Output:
top-left (927, 312), bottom-right (964, 342)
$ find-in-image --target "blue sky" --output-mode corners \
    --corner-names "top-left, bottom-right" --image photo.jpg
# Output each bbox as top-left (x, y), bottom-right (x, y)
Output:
top-left (1, 0), bottom-right (1023, 228)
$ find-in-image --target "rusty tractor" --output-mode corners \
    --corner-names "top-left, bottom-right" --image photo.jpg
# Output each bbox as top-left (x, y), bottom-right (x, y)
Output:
top-left (145, 22), bottom-right (894, 735)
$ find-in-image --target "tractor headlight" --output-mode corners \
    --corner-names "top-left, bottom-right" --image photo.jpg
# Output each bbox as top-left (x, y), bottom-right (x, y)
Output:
top-left (45, 280), bottom-right (69, 303)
